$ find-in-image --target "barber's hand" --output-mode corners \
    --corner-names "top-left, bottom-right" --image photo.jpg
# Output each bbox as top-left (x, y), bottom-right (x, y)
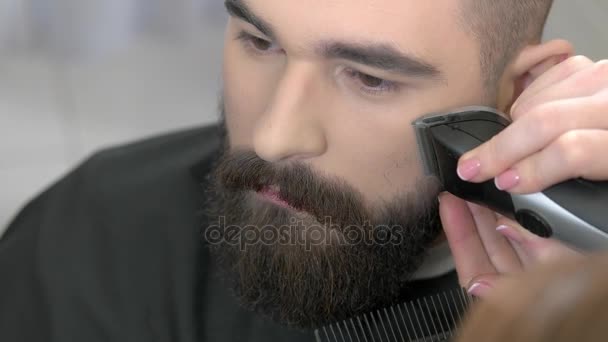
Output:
top-left (456, 56), bottom-right (608, 193)
top-left (440, 56), bottom-right (608, 297)
top-left (439, 192), bottom-right (581, 298)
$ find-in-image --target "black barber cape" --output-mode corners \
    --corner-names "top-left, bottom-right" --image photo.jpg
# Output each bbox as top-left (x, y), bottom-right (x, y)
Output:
top-left (0, 125), bottom-right (458, 341)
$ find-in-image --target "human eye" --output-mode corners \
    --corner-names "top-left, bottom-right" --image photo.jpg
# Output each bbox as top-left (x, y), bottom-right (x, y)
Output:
top-left (343, 68), bottom-right (401, 96)
top-left (235, 31), bottom-right (282, 55)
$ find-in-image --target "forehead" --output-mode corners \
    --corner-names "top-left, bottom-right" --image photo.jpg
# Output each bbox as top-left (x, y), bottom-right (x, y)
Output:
top-left (244, 0), bottom-right (471, 56)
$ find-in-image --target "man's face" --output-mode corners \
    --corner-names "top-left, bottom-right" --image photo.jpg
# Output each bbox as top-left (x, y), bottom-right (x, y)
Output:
top-left (210, 0), bottom-right (492, 330)
top-left (223, 0), bottom-right (486, 204)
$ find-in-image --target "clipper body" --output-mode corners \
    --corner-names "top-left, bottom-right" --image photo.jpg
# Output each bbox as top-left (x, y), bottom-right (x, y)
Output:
top-left (413, 106), bottom-right (608, 251)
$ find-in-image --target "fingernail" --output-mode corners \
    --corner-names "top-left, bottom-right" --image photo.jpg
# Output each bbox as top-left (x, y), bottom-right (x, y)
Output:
top-left (496, 224), bottom-right (510, 232)
top-left (496, 224), bottom-right (524, 244)
top-left (457, 159), bottom-right (481, 181)
top-left (495, 169), bottom-right (520, 190)
top-left (468, 282), bottom-right (492, 297)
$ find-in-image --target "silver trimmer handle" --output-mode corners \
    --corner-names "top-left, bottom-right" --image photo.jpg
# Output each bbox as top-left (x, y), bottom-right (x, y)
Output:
top-left (511, 180), bottom-right (608, 252)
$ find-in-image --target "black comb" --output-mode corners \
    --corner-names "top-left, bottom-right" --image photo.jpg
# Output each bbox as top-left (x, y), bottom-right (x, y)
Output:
top-left (314, 287), bottom-right (475, 342)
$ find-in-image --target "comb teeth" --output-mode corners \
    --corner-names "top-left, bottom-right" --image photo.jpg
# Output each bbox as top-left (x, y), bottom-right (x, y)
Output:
top-left (314, 287), bottom-right (475, 342)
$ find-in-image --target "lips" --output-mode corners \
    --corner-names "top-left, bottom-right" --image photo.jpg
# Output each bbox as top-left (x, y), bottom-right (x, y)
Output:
top-left (257, 186), bottom-right (298, 210)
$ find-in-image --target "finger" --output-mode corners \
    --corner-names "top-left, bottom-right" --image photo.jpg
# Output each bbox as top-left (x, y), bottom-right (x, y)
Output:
top-left (466, 273), bottom-right (502, 298)
top-left (459, 97), bottom-right (608, 183)
top-left (512, 59), bottom-right (608, 120)
top-left (495, 218), bottom-right (537, 267)
top-left (466, 202), bottom-right (521, 273)
top-left (439, 193), bottom-right (496, 287)
top-left (495, 218), bottom-right (582, 268)
top-left (495, 129), bottom-right (608, 193)
top-left (511, 55), bottom-right (594, 114)
top-left (490, 213), bottom-right (529, 264)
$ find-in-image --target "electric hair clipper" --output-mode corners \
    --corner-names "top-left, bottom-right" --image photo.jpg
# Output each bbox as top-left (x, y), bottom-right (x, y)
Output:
top-left (413, 106), bottom-right (608, 251)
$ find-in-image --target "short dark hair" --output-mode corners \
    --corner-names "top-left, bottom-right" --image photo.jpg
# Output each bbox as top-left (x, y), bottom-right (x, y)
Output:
top-left (460, 0), bottom-right (555, 92)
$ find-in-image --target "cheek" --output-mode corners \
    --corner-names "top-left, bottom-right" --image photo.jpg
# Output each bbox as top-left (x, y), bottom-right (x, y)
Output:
top-left (325, 83), bottom-right (478, 203)
top-left (324, 103), bottom-right (426, 204)
top-left (337, 81), bottom-right (489, 202)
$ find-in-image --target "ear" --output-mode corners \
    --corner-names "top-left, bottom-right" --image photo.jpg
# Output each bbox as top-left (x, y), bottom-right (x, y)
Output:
top-left (497, 39), bottom-right (574, 116)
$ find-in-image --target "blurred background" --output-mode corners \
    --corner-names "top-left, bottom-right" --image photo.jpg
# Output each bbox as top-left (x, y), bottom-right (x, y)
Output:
top-left (0, 0), bottom-right (607, 234)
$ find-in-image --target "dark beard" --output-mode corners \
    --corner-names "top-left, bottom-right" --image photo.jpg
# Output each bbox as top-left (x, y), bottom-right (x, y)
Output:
top-left (202, 122), bottom-right (443, 330)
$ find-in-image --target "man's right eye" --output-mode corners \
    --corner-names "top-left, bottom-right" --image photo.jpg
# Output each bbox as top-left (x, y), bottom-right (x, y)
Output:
top-left (236, 31), bottom-right (282, 55)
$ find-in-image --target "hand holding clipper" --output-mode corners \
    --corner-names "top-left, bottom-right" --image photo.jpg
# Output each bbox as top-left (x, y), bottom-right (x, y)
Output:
top-left (413, 106), bottom-right (608, 251)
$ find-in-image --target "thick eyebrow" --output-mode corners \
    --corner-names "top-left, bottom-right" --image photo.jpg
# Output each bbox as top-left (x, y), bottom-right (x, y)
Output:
top-left (224, 0), bottom-right (442, 80)
top-left (224, 0), bottom-right (276, 40)
top-left (320, 42), bottom-right (443, 79)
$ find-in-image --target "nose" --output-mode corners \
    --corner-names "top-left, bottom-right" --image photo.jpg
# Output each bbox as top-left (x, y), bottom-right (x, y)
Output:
top-left (253, 62), bottom-right (327, 163)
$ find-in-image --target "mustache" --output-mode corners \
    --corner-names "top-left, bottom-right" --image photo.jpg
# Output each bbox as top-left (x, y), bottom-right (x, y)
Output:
top-left (214, 149), bottom-right (368, 227)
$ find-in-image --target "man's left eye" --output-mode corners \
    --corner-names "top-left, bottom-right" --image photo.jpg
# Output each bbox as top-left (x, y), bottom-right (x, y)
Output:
top-left (359, 73), bottom-right (385, 88)
top-left (344, 68), bottom-right (400, 96)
